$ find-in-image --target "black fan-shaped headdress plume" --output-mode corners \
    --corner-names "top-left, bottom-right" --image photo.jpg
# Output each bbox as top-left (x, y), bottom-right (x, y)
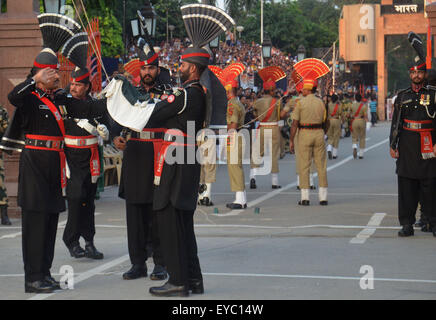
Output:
top-left (62, 32), bottom-right (89, 69)
top-left (37, 13), bottom-right (82, 52)
top-left (408, 31), bottom-right (426, 71)
top-left (181, 4), bottom-right (235, 48)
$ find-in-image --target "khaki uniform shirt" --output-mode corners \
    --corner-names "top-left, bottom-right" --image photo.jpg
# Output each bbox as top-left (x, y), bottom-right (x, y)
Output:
top-left (350, 101), bottom-right (367, 119)
top-left (227, 97), bottom-right (246, 128)
top-left (253, 95), bottom-right (282, 122)
top-left (327, 101), bottom-right (342, 119)
top-left (292, 94), bottom-right (326, 124)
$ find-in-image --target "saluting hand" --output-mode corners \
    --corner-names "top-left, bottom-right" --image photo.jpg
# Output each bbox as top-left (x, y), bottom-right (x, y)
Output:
top-left (114, 136), bottom-right (126, 151)
top-left (34, 67), bottom-right (60, 88)
top-left (390, 148), bottom-right (399, 159)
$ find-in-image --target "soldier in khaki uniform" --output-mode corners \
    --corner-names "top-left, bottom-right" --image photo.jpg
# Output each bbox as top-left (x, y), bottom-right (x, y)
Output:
top-left (350, 93), bottom-right (367, 159)
top-left (341, 91), bottom-right (353, 138)
top-left (251, 81), bottom-right (283, 188)
top-left (225, 79), bottom-right (247, 209)
top-left (289, 59), bottom-right (330, 205)
top-left (0, 104), bottom-right (10, 225)
top-left (250, 66), bottom-right (286, 189)
top-left (326, 94), bottom-right (342, 159)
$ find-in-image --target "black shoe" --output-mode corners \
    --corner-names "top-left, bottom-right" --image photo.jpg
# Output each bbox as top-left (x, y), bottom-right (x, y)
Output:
top-left (353, 148), bottom-right (357, 159)
top-left (333, 156), bottom-right (337, 159)
top-left (415, 219), bottom-right (426, 228)
top-left (149, 281), bottom-right (189, 297)
top-left (226, 203), bottom-right (247, 210)
top-left (25, 280), bottom-right (55, 294)
top-left (298, 200), bottom-right (310, 206)
top-left (200, 197), bottom-right (214, 207)
top-left (310, 185), bottom-right (316, 190)
top-left (150, 265), bottom-right (168, 281)
top-left (296, 186), bottom-right (300, 190)
top-left (272, 185), bottom-right (281, 189)
top-left (123, 265), bottom-right (147, 280)
top-left (189, 279), bottom-right (204, 294)
top-left (44, 276), bottom-right (61, 290)
top-left (69, 245), bottom-right (86, 258)
top-left (328, 151), bottom-right (332, 160)
top-left (250, 178), bottom-right (257, 189)
top-left (84, 242), bottom-right (104, 260)
top-left (320, 201), bottom-right (328, 206)
top-left (359, 156), bottom-right (363, 159)
top-left (1, 205), bottom-right (11, 225)
top-left (421, 223), bottom-right (432, 233)
top-left (398, 225), bottom-right (414, 237)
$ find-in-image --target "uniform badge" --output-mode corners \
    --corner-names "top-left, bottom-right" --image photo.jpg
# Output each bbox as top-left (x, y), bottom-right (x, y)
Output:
top-left (167, 95), bottom-right (175, 103)
top-left (161, 94), bottom-right (168, 100)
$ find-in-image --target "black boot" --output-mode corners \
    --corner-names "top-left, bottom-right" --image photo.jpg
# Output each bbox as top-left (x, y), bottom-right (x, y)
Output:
top-left (1, 205), bottom-right (11, 226)
top-left (68, 243), bottom-right (86, 258)
top-left (84, 241), bottom-right (104, 260)
top-left (150, 265), bottom-right (168, 281)
top-left (398, 225), bottom-right (414, 237)
top-left (25, 280), bottom-right (55, 294)
top-left (123, 265), bottom-right (147, 280)
top-left (149, 281), bottom-right (189, 297)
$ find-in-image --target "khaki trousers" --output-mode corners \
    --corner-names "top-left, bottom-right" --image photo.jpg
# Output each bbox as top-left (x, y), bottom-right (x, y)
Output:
top-left (327, 118), bottom-right (341, 149)
top-left (227, 135), bottom-right (245, 192)
top-left (297, 129), bottom-right (328, 189)
top-left (351, 119), bottom-right (366, 149)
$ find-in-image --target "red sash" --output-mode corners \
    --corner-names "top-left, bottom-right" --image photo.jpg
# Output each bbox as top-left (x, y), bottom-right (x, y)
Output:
top-left (128, 128), bottom-right (166, 185)
top-left (154, 129), bottom-right (195, 186)
top-left (31, 92), bottom-right (67, 193)
top-left (263, 98), bottom-right (277, 123)
top-left (64, 135), bottom-right (100, 183)
top-left (403, 120), bottom-right (435, 159)
top-left (331, 103), bottom-right (339, 118)
top-left (350, 103), bottom-right (364, 132)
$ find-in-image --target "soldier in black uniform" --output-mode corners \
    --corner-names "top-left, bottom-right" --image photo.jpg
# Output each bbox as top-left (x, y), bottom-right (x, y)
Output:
top-left (6, 49), bottom-right (107, 293)
top-left (113, 38), bottom-right (167, 281)
top-left (62, 66), bottom-right (107, 260)
top-left (390, 32), bottom-right (436, 237)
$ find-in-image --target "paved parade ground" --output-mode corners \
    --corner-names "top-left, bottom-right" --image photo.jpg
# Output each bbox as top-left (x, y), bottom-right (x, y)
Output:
top-left (1, 122), bottom-right (436, 301)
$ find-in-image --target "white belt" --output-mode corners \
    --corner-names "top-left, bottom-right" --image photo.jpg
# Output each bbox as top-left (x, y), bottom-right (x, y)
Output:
top-left (65, 137), bottom-right (98, 147)
top-left (260, 122), bottom-right (278, 126)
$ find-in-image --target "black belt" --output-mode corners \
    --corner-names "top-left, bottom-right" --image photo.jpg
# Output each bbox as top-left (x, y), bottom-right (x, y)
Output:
top-left (25, 138), bottom-right (64, 149)
top-left (130, 131), bottom-right (165, 140)
top-left (403, 122), bottom-right (434, 130)
top-left (298, 123), bottom-right (323, 129)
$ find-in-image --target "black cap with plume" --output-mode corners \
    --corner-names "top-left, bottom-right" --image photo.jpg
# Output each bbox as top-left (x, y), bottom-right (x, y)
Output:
top-left (35, 13), bottom-right (81, 70)
top-left (408, 31), bottom-right (426, 71)
top-left (62, 32), bottom-right (90, 83)
top-left (180, 4), bottom-right (235, 67)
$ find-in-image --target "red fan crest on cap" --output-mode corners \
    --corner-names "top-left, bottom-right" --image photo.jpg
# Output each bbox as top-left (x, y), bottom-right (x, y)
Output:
top-left (221, 63), bottom-right (245, 87)
top-left (124, 59), bottom-right (142, 78)
top-left (208, 65), bottom-right (223, 80)
top-left (258, 66), bottom-right (286, 84)
top-left (293, 58), bottom-right (330, 82)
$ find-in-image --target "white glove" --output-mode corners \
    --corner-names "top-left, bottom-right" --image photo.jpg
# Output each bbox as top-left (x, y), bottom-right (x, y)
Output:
top-left (77, 119), bottom-right (98, 136)
top-left (97, 124), bottom-right (109, 141)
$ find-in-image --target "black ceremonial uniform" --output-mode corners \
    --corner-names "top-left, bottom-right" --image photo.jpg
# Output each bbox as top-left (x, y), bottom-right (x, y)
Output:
top-left (118, 84), bottom-right (166, 272)
top-left (146, 80), bottom-right (205, 288)
top-left (62, 94), bottom-right (107, 254)
top-left (390, 85), bottom-right (436, 227)
top-left (7, 77), bottom-right (106, 283)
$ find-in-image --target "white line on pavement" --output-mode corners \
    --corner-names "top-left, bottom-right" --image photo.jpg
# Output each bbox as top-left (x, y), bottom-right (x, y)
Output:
top-left (217, 138), bottom-right (389, 217)
top-left (28, 254), bottom-right (130, 300)
top-left (350, 212), bottom-right (386, 244)
top-left (203, 272), bottom-right (436, 285)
